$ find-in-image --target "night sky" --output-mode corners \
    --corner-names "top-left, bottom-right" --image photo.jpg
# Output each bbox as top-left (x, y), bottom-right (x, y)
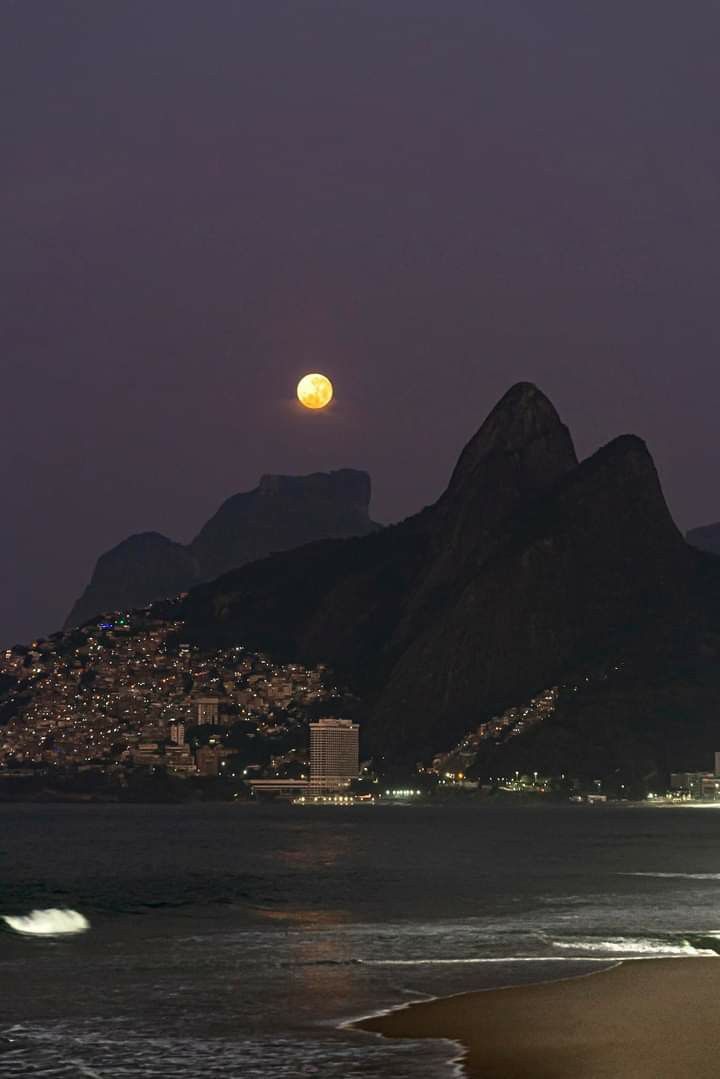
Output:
top-left (3, 1), bottom-right (720, 646)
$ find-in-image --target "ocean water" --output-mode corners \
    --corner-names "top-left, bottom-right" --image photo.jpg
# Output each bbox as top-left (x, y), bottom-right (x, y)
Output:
top-left (2, 802), bottom-right (720, 1077)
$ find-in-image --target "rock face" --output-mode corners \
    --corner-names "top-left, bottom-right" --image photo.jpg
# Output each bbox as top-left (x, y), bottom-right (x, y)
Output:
top-left (65, 470), bottom-right (378, 628)
top-left (191, 470), bottom-right (375, 581)
top-left (687, 522), bottom-right (720, 556)
top-left (66, 533), bottom-right (198, 631)
top-left (181, 383), bottom-right (720, 766)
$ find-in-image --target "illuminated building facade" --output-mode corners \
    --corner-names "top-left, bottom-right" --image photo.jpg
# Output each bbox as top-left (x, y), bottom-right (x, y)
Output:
top-left (309, 718), bottom-right (359, 793)
top-left (169, 721), bottom-right (185, 745)
top-left (194, 698), bottom-right (219, 726)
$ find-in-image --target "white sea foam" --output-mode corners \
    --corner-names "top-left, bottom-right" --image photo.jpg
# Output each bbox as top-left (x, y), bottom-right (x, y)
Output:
top-left (2, 908), bottom-right (89, 936)
top-left (67, 1064), bottom-right (104, 1079)
top-left (360, 957), bottom-right (613, 965)
top-left (553, 936), bottom-right (715, 956)
top-left (622, 872), bottom-right (720, 880)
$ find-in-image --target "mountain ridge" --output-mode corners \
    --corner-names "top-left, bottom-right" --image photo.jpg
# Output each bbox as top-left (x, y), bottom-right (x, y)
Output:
top-left (65, 469), bottom-right (379, 629)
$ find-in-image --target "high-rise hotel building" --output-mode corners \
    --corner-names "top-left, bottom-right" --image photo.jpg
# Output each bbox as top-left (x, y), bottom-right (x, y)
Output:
top-left (309, 718), bottom-right (359, 792)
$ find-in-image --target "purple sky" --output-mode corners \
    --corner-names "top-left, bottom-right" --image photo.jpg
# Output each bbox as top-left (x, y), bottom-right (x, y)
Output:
top-left (3, 0), bottom-right (720, 646)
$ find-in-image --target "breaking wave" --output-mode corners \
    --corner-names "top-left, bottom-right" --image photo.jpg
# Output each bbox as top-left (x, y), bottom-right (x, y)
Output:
top-left (2, 908), bottom-right (90, 936)
top-left (552, 936), bottom-right (715, 957)
top-left (359, 957), bottom-right (612, 965)
top-left (622, 872), bottom-right (720, 880)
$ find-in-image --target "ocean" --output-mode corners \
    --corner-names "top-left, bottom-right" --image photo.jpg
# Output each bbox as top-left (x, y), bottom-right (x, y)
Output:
top-left (2, 801), bottom-right (720, 1077)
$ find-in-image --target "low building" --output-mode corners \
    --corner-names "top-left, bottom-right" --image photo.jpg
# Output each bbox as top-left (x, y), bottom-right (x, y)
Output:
top-left (670, 771), bottom-right (720, 801)
top-left (165, 743), bottom-right (196, 776)
top-left (129, 742), bottom-right (164, 768)
top-left (194, 698), bottom-right (220, 726)
top-left (670, 754), bottom-right (720, 800)
top-left (247, 778), bottom-right (308, 800)
top-left (195, 744), bottom-right (225, 777)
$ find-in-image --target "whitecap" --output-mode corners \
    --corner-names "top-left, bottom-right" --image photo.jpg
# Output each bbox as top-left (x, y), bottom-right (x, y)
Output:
top-left (552, 936), bottom-right (715, 956)
top-left (621, 872), bottom-right (720, 880)
top-left (2, 908), bottom-right (90, 936)
top-left (359, 957), bottom-right (613, 965)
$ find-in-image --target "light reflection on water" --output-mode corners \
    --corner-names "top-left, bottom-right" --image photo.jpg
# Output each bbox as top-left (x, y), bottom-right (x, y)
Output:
top-left (269, 829), bottom-right (356, 869)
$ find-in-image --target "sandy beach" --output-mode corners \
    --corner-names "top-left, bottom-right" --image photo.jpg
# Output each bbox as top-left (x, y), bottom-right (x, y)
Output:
top-left (356, 958), bottom-right (720, 1078)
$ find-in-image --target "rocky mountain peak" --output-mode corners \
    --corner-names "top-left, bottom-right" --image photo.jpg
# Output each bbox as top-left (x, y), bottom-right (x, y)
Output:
top-left (404, 384), bottom-right (579, 612)
top-left (445, 382), bottom-right (578, 501)
top-left (65, 533), bottom-right (198, 630)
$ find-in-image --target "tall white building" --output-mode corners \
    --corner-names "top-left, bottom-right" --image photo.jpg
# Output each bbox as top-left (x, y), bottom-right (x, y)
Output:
top-left (309, 718), bottom-right (359, 792)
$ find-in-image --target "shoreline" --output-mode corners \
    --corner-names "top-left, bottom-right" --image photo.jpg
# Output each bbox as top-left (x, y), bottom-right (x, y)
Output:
top-left (2, 793), bottom-right (717, 807)
top-left (352, 957), bottom-right (720, 1078)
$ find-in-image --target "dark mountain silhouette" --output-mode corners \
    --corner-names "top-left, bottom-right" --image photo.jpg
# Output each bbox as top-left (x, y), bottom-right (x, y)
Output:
top-left (66, 533), bottom-right (198, 630)
top-left (687, 522), bottom-right (720, 556)
top-left (65, 470), bottom-right (378, 629)
top-left (180, 383), bottom-right (720, 773)
top-left (191, 470), bottom-right (376, 581)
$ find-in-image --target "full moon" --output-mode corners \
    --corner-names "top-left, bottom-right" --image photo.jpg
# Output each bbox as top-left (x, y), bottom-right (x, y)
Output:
top-left (297, 372), bottom-right (333, 410)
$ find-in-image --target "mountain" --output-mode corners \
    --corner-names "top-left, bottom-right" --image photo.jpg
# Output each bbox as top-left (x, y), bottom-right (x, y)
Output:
top-left (66, 533), bottom-right (198, 630)
top-left (65, 470), bottom-right (379, 629)
top-left (180, 383), bottom-right (720, 775)
top-left (191, 470), bottom-right (376, 581)
top-left (686, 522), bottom-right (720, 556)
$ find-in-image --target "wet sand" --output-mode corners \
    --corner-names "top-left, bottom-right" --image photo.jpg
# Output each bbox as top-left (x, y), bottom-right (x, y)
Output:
top-left (356, 958), bottom-right (720, 1077)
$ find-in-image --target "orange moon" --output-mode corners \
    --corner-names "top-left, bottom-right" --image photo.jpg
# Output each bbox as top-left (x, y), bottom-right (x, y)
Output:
top-left (297, 372), bottom-right (333, 410)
